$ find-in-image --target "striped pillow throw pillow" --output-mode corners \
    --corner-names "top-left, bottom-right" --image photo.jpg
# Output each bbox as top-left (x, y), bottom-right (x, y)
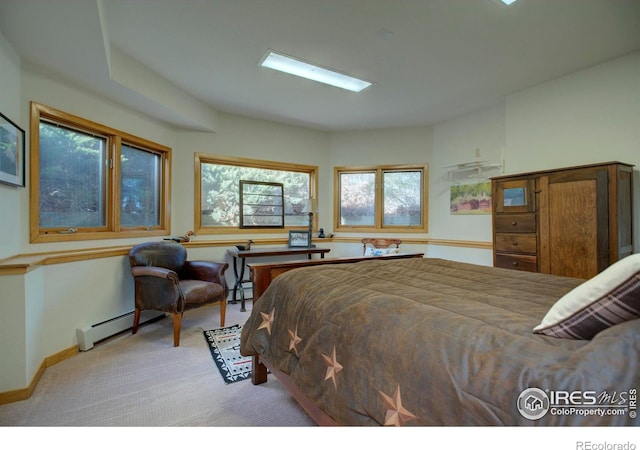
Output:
top-left (533, 253), bottom-right (640, 340)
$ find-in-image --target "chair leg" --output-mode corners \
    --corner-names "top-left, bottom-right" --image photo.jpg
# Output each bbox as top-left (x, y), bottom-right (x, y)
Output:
top-left (132, 308), bottom-right (141, 335)
top-left (219, 299), bottom-right (226, 328)
top-left (172, 312), bottom-right (182, 347)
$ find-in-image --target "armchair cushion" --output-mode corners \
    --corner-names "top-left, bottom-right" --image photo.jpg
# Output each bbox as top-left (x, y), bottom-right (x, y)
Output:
top-left (180, 279), bottom-right (226, 309)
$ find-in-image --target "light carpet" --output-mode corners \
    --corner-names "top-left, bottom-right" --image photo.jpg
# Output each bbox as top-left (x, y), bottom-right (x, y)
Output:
top-left (0, 302), bottom-right (314, 427)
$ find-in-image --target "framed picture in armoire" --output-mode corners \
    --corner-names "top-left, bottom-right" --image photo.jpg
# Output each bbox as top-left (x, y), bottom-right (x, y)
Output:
top-left (493, 179), bottom-right (534, 214)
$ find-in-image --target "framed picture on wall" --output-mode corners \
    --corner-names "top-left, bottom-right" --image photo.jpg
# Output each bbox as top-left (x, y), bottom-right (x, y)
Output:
top-left (0, 111), bottom-right (25, 187)
top-left (288, 230), bottom-right (311, 248)
top-left (239, 180), bottom-right (285, 228)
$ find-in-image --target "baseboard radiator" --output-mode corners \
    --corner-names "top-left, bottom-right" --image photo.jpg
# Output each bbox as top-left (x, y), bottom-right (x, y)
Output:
top-left (76, 310), bottom-right (166, 351)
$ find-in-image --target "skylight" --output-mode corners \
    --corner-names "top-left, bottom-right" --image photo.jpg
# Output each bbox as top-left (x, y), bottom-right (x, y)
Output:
top-left (500, 0), bottom-right (518, 5)
top-left (260, 50), bottom-right (372, 93)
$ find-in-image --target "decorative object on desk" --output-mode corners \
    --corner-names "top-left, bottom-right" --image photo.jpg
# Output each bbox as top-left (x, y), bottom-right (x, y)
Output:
top-left (239, 180), bottom-right (285, 228)
top-left (0, 111), bottom-right (25, 187)
top-left (164, 230), bottom-right (195, 243)
top-left (288, 230), bottom-right (311, 248)
top-left (318, 227), bottom-right (325, 238)
top-left (203, 325), bottom-right (252, 384)
top-left (235, 239), bottom-right (254, 251)
top-left (303, 198), bottom-right (318, 247)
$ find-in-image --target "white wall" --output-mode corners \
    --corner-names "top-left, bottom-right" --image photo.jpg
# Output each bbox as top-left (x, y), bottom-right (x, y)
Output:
top-left (329, 126), bottom-right (433, 168)
top-left (326, 51), bottom-right (640, 263)
top-left (429, 104), bottom-right (506, 265)
top-left (327, 125), bottom-right (434, 258)
top-left (173, 113), bottom-right (330, 243)
top-left (19, 67), bottom-right (178, 253)
top-left (173, 114), bottom-right (333, 278)
top-left (327, 101), bottom-right (505, 265)
top-left (0, 30), bottom-right (23, 260)
top-left (0, 68), bottom-right (184, 391)
top-left (1, 34), bottom-right (639, 393)
top-left (506, 51), bottom-right (640, 246)
top-left (0, 61), bottom-right (334, 392)
top-left (506, 52), bottom-right (640, 173)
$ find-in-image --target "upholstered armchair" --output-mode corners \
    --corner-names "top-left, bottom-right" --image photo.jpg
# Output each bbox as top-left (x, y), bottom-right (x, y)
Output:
top-left (128, 241), bottom-right (229, 347)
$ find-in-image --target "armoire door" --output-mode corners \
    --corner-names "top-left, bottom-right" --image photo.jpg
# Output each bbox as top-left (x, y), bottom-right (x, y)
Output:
top-left (540, 167), bottom-right (609, 279)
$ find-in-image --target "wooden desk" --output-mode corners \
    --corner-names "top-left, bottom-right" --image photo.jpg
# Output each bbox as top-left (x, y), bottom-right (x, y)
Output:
top-left (249, 252), bottom-right (425, 304)
top-left (226, 246), bottom-right (331, 311)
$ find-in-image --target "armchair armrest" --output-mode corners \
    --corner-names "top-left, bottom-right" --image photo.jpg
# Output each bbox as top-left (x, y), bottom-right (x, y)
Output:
top-left (131, 265), bottom-right (179, 282)
top-left (130, 265), bottom-right (182, 313)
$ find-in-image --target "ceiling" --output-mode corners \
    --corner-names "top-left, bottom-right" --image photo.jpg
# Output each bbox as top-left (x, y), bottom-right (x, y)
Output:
top-left (1, 0), bottom-right (640, 132)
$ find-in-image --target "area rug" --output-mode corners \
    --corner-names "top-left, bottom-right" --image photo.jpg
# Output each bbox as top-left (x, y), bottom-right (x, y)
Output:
top-left (203, 324), bottom-right (252, 384)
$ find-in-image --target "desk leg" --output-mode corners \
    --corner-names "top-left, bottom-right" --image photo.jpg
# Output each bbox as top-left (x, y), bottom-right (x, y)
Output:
top-left (239, 259), bottom-right (246, 312)
top-left (230, 256), bottom-right (240, 304)
top-left (230, 256), bottom-right (249, 312)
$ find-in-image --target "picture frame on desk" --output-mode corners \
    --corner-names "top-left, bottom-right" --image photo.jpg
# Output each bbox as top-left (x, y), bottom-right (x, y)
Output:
top-left (288, 230), bottom-right (311, 248)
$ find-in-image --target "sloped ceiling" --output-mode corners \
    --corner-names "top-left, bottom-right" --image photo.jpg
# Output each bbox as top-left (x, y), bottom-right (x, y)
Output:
top-left (1, 0), bottom-right (640, 132)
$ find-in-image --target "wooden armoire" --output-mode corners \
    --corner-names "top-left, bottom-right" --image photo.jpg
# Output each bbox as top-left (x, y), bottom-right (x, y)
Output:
top-left (491, 161), bottom-right (634, 279)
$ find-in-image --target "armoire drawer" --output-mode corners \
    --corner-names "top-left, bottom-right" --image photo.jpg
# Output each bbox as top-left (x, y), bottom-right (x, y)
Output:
top-left (495, 253), bottom-right (537, 272)
top-left (494, 214), bottom-right (536, 233)
top-left (494, 233), bottom-right (537, 254)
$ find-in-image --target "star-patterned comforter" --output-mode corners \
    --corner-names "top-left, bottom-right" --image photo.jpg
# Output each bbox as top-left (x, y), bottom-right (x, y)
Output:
top-left (240, 257), bottom-right (639, 425)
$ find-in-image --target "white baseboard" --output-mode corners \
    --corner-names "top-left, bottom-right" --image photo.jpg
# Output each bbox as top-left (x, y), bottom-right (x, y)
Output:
top-left (76, 310), bottom-right (165, 351)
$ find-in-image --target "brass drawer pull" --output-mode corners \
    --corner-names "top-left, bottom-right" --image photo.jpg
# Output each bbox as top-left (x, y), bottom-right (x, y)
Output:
top-left (511, 221), bottom-right (517, 226)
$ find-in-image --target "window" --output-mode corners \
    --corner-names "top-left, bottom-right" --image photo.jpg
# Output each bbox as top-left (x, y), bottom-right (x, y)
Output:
top-left (30, 102), bottom-right (170, 242)
top-left (196, 153), bottom-right (318, 234)
top-left (335, 164), bottom-right (428, 232)
top-left (120, 143), bottom-right (163, 227)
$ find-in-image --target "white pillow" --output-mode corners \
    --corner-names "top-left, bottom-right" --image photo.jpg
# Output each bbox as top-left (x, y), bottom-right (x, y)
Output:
top-left (364, 247), bottom-right (400, 257)
top-left (533, 253), bottom-right (640, 339)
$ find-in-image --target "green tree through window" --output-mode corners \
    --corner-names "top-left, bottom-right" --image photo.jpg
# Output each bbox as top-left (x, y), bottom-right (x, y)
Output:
top-left (30, 102), bottom-right (171, 242)
top-left (335, 164), bottom-right (427, 232)
top-left (196, 154), bottom-right (317, 233)
top-left (39, 121), bottom-right (106, 228)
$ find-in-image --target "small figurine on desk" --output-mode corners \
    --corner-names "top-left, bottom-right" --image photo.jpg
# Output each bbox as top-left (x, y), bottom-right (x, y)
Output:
top-left (165, 230), bottom-right (195, 243)
top-left (235, 239), bottom-right (254, 251)
top-left (318, 228), bottom-right (325, 238)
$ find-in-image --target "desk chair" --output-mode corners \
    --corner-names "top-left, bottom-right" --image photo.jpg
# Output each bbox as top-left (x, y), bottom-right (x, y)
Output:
top-left (361, 238), bottom-right (402, 256)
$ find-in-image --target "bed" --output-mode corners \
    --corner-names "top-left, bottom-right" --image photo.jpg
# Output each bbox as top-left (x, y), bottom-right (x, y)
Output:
top-left (239, 254), bottom-right (640, 426)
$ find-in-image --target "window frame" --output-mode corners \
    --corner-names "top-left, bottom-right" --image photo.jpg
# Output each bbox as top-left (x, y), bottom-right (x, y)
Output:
top-left (194, 153), bottom-right (318, 235)
top-left (334, 164), bottom-right (428, 233)
top-left (30, 102), bottom-right (171, 243)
